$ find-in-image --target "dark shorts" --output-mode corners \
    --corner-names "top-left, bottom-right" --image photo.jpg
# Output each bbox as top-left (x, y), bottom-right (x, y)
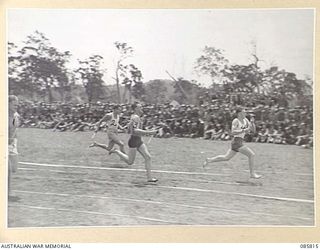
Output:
top-left (231, 137), bottom-right (244, 152)
top-left (128, 135), bottom-right (143, 148)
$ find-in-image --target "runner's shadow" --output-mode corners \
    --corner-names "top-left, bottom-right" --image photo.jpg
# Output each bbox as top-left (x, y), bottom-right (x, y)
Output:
top-left (132, 180), bottom-right (158, 187)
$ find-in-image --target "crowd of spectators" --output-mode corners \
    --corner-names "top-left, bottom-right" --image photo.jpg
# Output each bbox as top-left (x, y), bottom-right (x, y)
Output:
top-left (17, 97), bottom-right (313, 148)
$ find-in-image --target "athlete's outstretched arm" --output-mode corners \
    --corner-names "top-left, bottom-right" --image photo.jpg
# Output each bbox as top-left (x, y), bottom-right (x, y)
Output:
top-left (132, 128), bottom-right (157, 136)
top-left (94, 114), bottom-right (111, 132)
top-left (118, 124), bottom-right (127, 130)
top-left (128, 120), bottom-right (157, 136)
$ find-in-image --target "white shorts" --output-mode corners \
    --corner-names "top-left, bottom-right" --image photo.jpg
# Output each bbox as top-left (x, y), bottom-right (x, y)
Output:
top-left (107, 131), bottom-right (124, 145)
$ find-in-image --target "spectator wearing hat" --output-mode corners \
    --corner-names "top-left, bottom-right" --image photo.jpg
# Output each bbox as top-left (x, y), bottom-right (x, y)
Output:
top-left (256, 123), bottom-right (269, 143)
top-left (16, 99), bottom-right (313, 150)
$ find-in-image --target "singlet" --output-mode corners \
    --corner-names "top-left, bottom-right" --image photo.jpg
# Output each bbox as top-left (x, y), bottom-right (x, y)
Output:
top-left (232, 118), bottom-right (249, 139)
top-left (106, 112), bottom-right (120, 133)
top-left (129, 114), bottom-right (142, 138)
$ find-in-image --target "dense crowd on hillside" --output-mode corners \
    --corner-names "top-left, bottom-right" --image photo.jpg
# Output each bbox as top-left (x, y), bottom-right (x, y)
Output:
top-left (16, 98), bottom-right (313, 148)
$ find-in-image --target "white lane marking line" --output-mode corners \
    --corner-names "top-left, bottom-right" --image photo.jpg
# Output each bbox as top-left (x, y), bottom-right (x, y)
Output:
top-left (44, 160), bottom-right (315, 177)
top-left (19, 161), bottom-right (228, 177)
top-left (18, 168), bottom-right (85, 174)
top-left (157, 185), bottom-right (314, 204)
top-left (9, 204), bottom-right (176, 224)
top-left (19, 168), bottom-right (68, 174)
top-left (12, 189), bottom-right (313, 221)
top-left (18, 160), bottom-right (313, 186)
top-left (19, 161), bottom-right (314, 184)
top-left (163, 164), bottom-right (314, 177)
top-left (17, 167), bottom-right (244, 186)
top-left (15, 173), bottom-right (314, 204)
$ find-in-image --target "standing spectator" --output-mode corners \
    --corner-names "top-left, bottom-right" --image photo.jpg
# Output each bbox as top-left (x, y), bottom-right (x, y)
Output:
top-left (8, 95), bottom-right (20, 201)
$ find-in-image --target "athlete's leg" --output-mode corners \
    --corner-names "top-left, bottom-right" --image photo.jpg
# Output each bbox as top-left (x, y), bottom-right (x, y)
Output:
top-left (112, 136), bottom-right (126, 153)
top-left (203, 149), bottom-right (237, 168)
top-left (137, 144), bottom-right (157, 182)
top-left (238, 145), bottom-right (262, 179)
top-left (110, 147), bottom-right (136, 165)
top-left (89, 141), bottom-right (114, 151)
top-left (8, 157), bottom-right (13, 194)
top-left (106, 133), bottom-right (125, 152)
top-left (8, 150), bottom-right (18, 197)
top-left (106, 140), bottom-right (116, 151)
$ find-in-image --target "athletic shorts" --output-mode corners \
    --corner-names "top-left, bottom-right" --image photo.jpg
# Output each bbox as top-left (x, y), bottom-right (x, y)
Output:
top-left (231, 137), bottom-right (244, 152)
top-left (128, 135), bottom-right (143, 148)
top-left (107, 131), bottom-right (119, 141)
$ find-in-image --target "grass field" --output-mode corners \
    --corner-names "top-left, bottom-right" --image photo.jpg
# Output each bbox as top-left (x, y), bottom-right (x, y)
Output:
top-left (8, 128), bottom-right (314, 227)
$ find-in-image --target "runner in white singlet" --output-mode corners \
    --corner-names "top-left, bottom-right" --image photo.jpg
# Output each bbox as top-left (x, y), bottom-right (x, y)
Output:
top-left (89, 105), bottom-right (126, 153)
top-left (202, 107), bottom-right (262, 179)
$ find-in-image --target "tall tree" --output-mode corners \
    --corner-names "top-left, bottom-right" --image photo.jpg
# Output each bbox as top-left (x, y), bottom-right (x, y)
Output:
top-left (194, 46), bottom-right (229, 89)
top-left (262, 67), bottom-right (312, 105)
top-left (120, 64), bottom-right (144, 103)
top-left (248, 40), bottom-right (265, 94)
top-left (8, 42), bottom-right (24, 95)
top-left (222, 64), bottom-right (264, 93)
top-left (114, 41), bottom-right (133, 103)
top-left (9, 31), bottom-right (71, 102)
top-left (75, 55), bottom-right (106, 103)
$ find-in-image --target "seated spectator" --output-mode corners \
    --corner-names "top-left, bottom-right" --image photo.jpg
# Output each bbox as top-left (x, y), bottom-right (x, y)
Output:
top-left (256, 123), bottom-right (269, 143)
top-left (14, 99), bottom-right (312, 149)
top-left (266, 125), bottom-right (282, 143)
top-left (282, 127), bottom-right (296, 145)
top-left (203, 121), bottom-right (215, 140)
top-left (296, 123), bottom-right (312, 148)
top-left (211, 124), bottom-right (224, 140)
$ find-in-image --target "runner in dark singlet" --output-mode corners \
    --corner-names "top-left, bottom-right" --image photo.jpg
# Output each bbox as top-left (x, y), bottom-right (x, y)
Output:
top-left (110, 103), bottom-right (158, 182)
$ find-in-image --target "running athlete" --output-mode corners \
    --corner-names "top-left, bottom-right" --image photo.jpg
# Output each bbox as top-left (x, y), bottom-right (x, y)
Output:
top-left (202, 108), bottom-right (262, 179)
top-left (110, 103), bottom-right (158, 183)
top-left (8, 95), bottom-right (20, 198)
top-left (90, 105), bottom-right (126, 153)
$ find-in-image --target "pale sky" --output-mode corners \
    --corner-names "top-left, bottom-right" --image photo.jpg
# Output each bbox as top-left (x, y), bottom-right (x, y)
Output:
top-left (7, 9), bottom-right (314, 86)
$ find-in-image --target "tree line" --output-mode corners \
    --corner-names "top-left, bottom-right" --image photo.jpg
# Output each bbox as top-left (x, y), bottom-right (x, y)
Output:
top-left (8, 31), bottom-right (313, 106)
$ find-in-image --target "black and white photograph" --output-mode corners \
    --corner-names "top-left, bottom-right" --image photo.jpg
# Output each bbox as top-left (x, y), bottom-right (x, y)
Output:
top-left (7, 8), bottom-right (314, 228)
